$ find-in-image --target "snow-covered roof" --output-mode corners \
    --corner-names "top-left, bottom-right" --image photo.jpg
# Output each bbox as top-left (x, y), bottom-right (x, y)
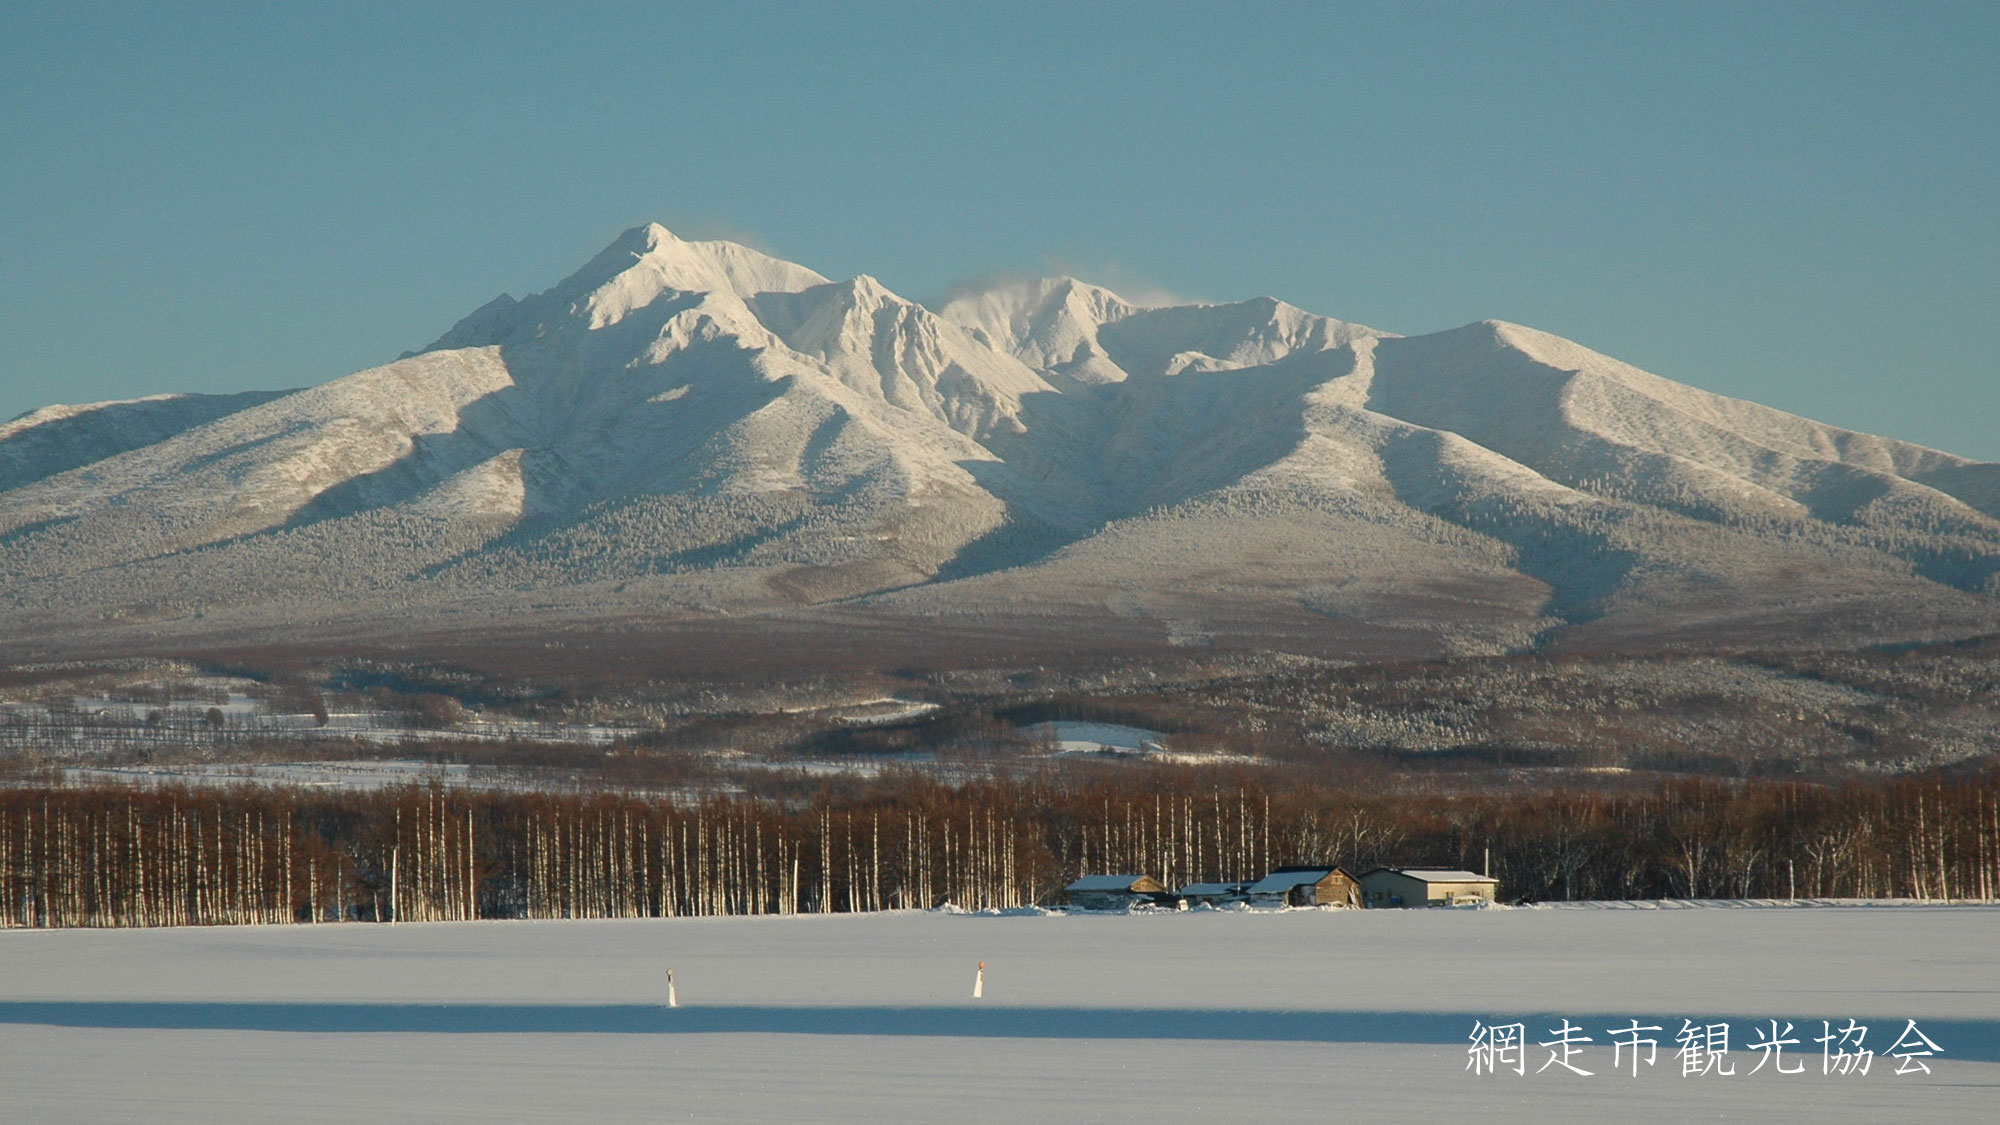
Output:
top-left (1177, 882), bottom-right (1246, 897)
top-left (1384, 869), bottom-right (1496, 884)
top-left (1244, 869), bottom-right (1338, 895)
top-left (1065, 874), bottom-right (1155, 893)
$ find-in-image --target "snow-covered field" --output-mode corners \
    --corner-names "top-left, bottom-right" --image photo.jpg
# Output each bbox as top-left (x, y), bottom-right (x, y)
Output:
top-left (2, 905), bottom-right (1994, 1122)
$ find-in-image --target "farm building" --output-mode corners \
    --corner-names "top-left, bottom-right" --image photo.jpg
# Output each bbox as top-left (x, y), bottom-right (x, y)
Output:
top-left (1357, 868), bottom-right (1498, 908)
top-left (1241, 866), bottom-right (1362, 908)
top-left (1175, 881), bottom-right (1249, 908)
top-left (1063, 874), bottom-right (1170, 911)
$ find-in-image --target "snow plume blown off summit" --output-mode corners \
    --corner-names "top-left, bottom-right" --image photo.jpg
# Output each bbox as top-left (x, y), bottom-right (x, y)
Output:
top-left (3, 223), bottom-right (1997, 657)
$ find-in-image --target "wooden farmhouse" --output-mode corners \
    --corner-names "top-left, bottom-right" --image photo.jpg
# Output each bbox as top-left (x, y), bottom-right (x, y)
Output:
top-left (1357, 867), bottom-right (1498, 908)
top-left (1241, 866), bottom-right (1362, 908)
top-left (1064, 873), bottom-right (1170, 911)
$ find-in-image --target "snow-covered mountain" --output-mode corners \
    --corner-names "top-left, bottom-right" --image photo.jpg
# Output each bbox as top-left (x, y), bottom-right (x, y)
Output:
top-left (4, 223), bottom-right (1997, 657)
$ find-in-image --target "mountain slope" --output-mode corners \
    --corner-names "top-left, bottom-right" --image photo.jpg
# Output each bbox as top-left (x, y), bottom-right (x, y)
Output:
top-left (2, 223), bottom-right (1995, 658)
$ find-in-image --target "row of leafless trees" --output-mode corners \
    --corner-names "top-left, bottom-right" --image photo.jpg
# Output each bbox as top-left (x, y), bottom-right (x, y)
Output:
top-left (1, 768), bottom-right (1997, 927)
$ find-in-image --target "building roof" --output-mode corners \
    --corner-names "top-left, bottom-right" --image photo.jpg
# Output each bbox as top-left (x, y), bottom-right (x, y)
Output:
top-left (1176, 882), bottom-right (1246, 897)
top-left (1244, 869), bottom-right (1340, 895)
top-left (1364, 867), bottom-right (1497, 884)
top-left (1065, 874), bottom-right (1158, 893)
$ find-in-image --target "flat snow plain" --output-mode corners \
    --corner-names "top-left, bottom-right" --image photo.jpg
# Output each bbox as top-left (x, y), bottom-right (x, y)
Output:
top-left (2, 905), bottom-right (1995, 1122)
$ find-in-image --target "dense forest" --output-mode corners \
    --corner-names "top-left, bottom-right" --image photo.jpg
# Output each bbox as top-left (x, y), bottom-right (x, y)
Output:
top-left (1, 767), bottom-right (1996, 928)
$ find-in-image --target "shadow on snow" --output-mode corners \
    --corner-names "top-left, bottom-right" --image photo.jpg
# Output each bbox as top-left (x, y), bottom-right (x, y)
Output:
top-left (0, 1002), bottom-right (1992, 1061)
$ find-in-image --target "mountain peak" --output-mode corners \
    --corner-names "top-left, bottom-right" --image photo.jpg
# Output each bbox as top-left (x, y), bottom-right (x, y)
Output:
top-left (606, 221), bottom-right (680, 254)
top-left (935, 275), bottom-right (1142, 380)
top-left (420, 224), bottom-right (834, 343)
top-left (846, 273), bottom-right (894, 302)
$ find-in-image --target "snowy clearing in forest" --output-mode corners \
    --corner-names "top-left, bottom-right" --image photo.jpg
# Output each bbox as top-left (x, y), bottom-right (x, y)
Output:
top-left (1024, 721), bottom-right (1261, 765)
top-left (1024, 720), bottom-right (1164, 752)
top-left (58, 760), bottom-right (508, 793)
top-left (0, 905), bottom-right (1994, 1122)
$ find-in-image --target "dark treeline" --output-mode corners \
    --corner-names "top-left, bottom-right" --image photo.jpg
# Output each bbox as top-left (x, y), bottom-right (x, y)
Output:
top-left (1, 768), bottom-right (1997, 928)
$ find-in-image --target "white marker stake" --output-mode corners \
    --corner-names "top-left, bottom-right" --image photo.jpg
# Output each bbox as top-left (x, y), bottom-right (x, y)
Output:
top-left (667, 968), bottom-right (678, 1008)
top-left (973, 961), bottom-right (985, 999)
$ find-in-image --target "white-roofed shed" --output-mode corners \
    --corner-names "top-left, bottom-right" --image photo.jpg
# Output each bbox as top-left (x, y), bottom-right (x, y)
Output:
top-left (1358, 867), bottom-right (1498, 908)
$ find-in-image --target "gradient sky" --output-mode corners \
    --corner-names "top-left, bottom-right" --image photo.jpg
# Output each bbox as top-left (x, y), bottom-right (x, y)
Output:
top-left (4, 2), bottom-right (1996, 457)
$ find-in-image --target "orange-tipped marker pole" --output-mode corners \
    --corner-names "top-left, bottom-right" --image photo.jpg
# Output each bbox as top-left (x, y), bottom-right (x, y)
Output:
top-left (973, 961), bottom-right (985, 999)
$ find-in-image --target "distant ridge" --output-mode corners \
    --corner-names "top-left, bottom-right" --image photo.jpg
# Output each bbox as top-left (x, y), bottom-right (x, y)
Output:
top-left (3, 222), bottom-right (1996, 657)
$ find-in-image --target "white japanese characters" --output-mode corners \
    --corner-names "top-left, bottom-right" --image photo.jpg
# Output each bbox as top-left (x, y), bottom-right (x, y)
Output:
top-left (1469, 1018), bottom-right (1942, 1078)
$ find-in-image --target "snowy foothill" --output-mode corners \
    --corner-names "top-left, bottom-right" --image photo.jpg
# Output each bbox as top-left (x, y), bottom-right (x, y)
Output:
top-left (828, 698), bottom-right (941, 726)
top-left (0, 681), bottom-right (636, 758)
top-left (1, 904), bottom-right (1993, 1122)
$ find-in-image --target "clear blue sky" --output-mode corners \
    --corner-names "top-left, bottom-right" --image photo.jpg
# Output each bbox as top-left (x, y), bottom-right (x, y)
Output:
top-left (4, 2), bottom-right (1996, 457)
